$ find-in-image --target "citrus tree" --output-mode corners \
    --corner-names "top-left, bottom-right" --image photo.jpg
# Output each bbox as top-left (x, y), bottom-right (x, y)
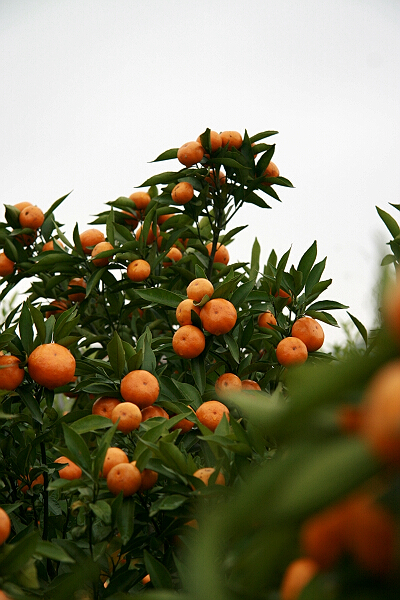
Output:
top-left (0, 128), bottom-right (348, 599)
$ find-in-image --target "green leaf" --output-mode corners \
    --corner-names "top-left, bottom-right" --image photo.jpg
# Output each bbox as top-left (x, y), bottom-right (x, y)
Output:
top-left (230, 279), bottom-right (256, 307)
top-left (86, 266), bottom-right (107, 297)
top-left (297, 241), bottom-right (317, 281)
top-left (44, 192), bottom-right (71, 220)
top-left (70, 415), bottom-right (112, 434)
top-left (61, 423), bottom-right (91, 473)
top-left (107, 331), bottom-right (125, 379)
top-left (249, 131), bottom-right (278, 143)
top-left (116, 496), bottom-right (135, 545)
top-left (18, 302), bottom-right (33, 354)
top-left (347, 312), bottom-right (368, 347)
top-left (305, 258), bottom-right (326, 295)
top-left (307, 300), bottom-right (349, 311)
top-left (0, 530), bottom-right (39, 575)
top-left (244, 191), bottom-right (272, 209)
top-left (376, 206), bottom-right (400, 239)
top-left (173, 380), bottom-right (202, 407)
top-left (151, 148), bottom-right (179, 162)
top-left (106, 207), bottom-right (115, 246)
top-left (149, 494), bottom-right (187, 516)
top-left (381, 254), bottom-right (396, 266)
top-left (191, 355), bottom-right (206, 395)
top-left (305, 310), bottom-right (339, 327)
top-left (94, 420), bottom-right (119, 479)
top-left (36, 540), bottom-right (75, 563)
top-left (135, 288), bottom-right (184, 308)
top-left (140, 171), bottom-right (187, 187)
top-left (223, 333), bottom-right (240, 363)
top-left (250, 238), bottom-right (260, 277)
top-left (17, 387), bottom-right (43, 424)
top-left (143, 549), bottom-right (174, 589)
top-left (89, 500), bottom-right (112, 525)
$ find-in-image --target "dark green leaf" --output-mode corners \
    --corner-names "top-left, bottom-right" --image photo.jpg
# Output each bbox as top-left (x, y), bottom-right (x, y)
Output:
top-left (143, 549), bottom-right (174, 589)
top-left (347, 312), bottom-right (368, 347)
top-left (135, 288), bottom-right (184, 308)
top-left (376, 206), bottom-right (400, 239)
top-left (151, 148), bottom-right (179, 162)
top-left (116, 496), bottom-right (135, 545)
top-left (107, 331), bottom-right (125, 379)
top-left (61, 423), bottom-right (91, 473)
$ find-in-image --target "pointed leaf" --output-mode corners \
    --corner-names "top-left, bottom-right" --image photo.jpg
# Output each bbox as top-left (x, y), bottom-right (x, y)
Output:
top-left (107, 331), bottom-right (125, 379)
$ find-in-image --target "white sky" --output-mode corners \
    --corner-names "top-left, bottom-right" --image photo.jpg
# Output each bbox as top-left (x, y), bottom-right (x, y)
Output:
top-left (1, 0), bottom-right (400, 349)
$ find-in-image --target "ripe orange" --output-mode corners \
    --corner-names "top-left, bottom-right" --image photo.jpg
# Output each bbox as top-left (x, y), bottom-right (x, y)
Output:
top-left (28, 343), bottom-right (76, 389)
top-left (142, 574), bottom-right (151, 585)
top-left (177, 141), bottom-right (204, 167)
top-left (54, 456), bottom-right (82, 480)
top-left (258, 310), bottom-right (277, 330)
top-left (280, 558), bottom-right (319, 600)
top-left (241, 379), bottom-right (262, 391)
top-left (200, 298), bottom-right (237, 336)
top-left (192, 467), bottom-right (225, 486)
top-left (215, 373), bottom-right (242, 399)
top-left (205, 169), bottom-right (227, 188)
top-left (91, 241), bottom-right (114, 267)
top-left (45, 299), bottom-right (69, 319)
top-left (0, 507), bottom-right (11, 545)
top-left (196, 400), bottom-right (229, 432)
top-left (131, 461), bottom-right (159, 491)
top-left (0, 354), bottom-right (24, 390)
top-left (19, 471), bottom-right (44, 494)
top-left (262, 161), bottom-right (280, 181)
top-left (176, 299), bottom-right (201, 326)
top-left (163, 247), bottom-right (182, 267)
top-left (106, 462), bottom-right (142, 497)
top-left (111, 402), bottom-right (142, 433)
top-left (41, 239), bottom-right (64, 252)
top-left (186, 278), bottom-right (214, 302)
top-left (141, 405), bottom-right (169, 421)
top-left (197, 131), bottom-right (222, 153)
top-left (291, 317), bottom-right (324, 352)
top-left (127, 259), bottom-right (151, 282)
top-left (120, 370), bottom-right (160, 409)
top-left (19, 205), bottom-right (44, 229)
top-left (300, 501), bottom-right (348, 570)
top-left (122, 209), bottom-right (139, 229)
top-left (129, 191), bottom-right (151, 211)
top-left (14, 201), bottom-right (32, 211)
top-left (92, 396), bottom-right (121, 419)
top-left (220, 131), bottom-right (242, 150)
top-left (171, 413), bottom-right (195, 433)
top-left (171, 182), bottom-right (194, 205)
top-left (135, 224), bottom-right (160, 245)
top-left (157, 212), bottom-right (174, 225)
top-left (79, 229), bottom-right (105, 254)
top-left (276, 337), bottom-right (308, 367)
top-left (67, 277), bottom-right (87, 303)
top-left (0, 252), bottom-right (15, 277)
top-left (172, 325), bottom-right (206, 359)
top-left (101, 447), bottom-right (129, 478)
top-left (0, 589), bottom-right (13, 600)
top-left (206, 242), bottom-right (229, 265)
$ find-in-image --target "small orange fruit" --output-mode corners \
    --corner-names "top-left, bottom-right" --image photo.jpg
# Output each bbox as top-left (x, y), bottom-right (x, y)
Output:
top-left (206, 242), bottom-right (229, 265)
top-left (0, 354), bottom-right (24, 390)
top-left (205, 169), bottom-right (226, 187)
top-left (106, 462), bottom-right (142, 497)
top-left (172, 325), bottom-right (206, 359)
top-left (135, 224), bottom-right (160, 245)
top-left (79, 228), bottom-right (105, 254)
top-left (186, 278), bottom-right (214, 302)
top-left (54, 456), bottom-right (82, 480)
top-left (196, 400), bottom-right (229, 432)
top-left (41, 239), bottom-right (64, 252)
top-left (197, 131), bottom-right (222, 153)
top-left (241, 379), bottom-right (262, 391)
top-left (275, 288), bottom-right (292, 305)
top-left (91, 241), bottom-right (114, 267)
top-left (0, 507), bottom-right (11, 545)
top-left (291, 317), bottom-right (324, 352)
top-left (215, 373), bottom-right (242, 399)
top-left (67, 277), bottom-right (87, 303)
top-left (92, 396), bottom-right (121, 419)
top-left (45, 299), bottom-right (69, 319)
top-left (171, 412), bottom-right (195, 433)
top-left (276, 337), bottom-right (308, 367)
top-left (120, 370), bottom-right (160, 409)
top-left (177, 141), bottom-right (204, 167)
top-left (131, 461), bottom-right (159, 491)
top-left (28, 343), bottom-right (76, 389)
top-left (163, 247), bottom-right (182, 267)
top-left (192, 467), bottom-right (225, 486)
top-left (0, 252), bottom-right (15, 277)
top-left (258, 310), bottom-right (277, 330)
top-left (129, 191), bottom-right (151, 211)
top-left (200, 298), bottom-right (237, 336)
top-left (111, 402), bottom-right (142, 433)
top-left (101, 447), bottom-right (129, 478)
top-left (14, 201), bottom-right (32, 211)
top-left (122, 209), bottom-right (139, 229)
top-left (19, 205), bottom-right (45, 229)
top-left (171, 182), bottom-right (194, 205)
top-left (19, 471), bottom-right (44, 494)
top-left (142, 574), bottom-right (151, 585)
top-left (262, 161), bottom-right (280, 181)
top-left (127, 259), bottom-right (151, 282)
top-left (176, 299), bottom-right (201, 326)
top-left (280, 558), bottom-right (319, 600)
top-left (220, 131), bottom-right (242, 150)
top-left (157, 212), bottom-right (174, 225)
top-left (141, 405), bottom-right (169, 421)
top-left (0, 589), bottom-right (12, 600)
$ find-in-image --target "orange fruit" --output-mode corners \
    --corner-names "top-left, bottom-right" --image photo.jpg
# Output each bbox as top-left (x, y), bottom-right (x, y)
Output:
top-left (54, 456), bottom-right (82, 480)
top-left (67, 277), bottom-right (87, 303)
top-left (45, 299), bottom-right (69, 319)
top-left (276, 337), bottom-right (308, 367)
top-left (337, 404), bottom-right (363, 434)
top-left (176, 299), bottom-right (201, 326)
top-left (111, 402), bottom-right (142, 433)
top-left (91, 241), bottom-right (114, 267)
top-left (141, 405), bottom-right (169, 421)
top-left (157, 212), bottom-right (174, 225)
top-left (192, 467), bottom-right (225, 486)
top-left (127, 259), bottom-right (151, 282)
top-left (135, 224), bottom-right (160, 245)
top-left (101, 447), bottom-right (129, 478)
top-left (0, 252), bottom-right (15, 277)
top-left (200, 298), bottom-right (237, 336)
top-left (0, 507), bottom-right (11, 545)
top-left (215, 373), bottom-right (242, 399)
top-left (79, 228), bottom-right (105, 254)
top-left (0, 590), bottom-right (13, 600)
top-left (19, 471), bottom-right (44, 494)
top-left (241, 379), bottom-right (262, 391)
top-left (122, 209), bottom-right (139, 229)
top-left (291, 317), bottom-right (324, 352)
top-left (28, 343), bottom-right (76, 389)
top-left (14, 201), bottom-right (32, 211)
top-left (92, 396), bottom-right (121, 419)
top-left (186, 278), bottom-right (214, 302)
top-left (120, 370), bottom-right (160, 409)
top-left (171, 182), bottom-right (194, 205)
top-left (0, 354), bottom-right (24, 390)
top-left (206, 242), bottom-right (229, 265)
top-left (359, 359), bottom-right (400, 465)
top-left (106, 462), bottom-right (142, 497)
top-left (129, 191), bottom-right (151, 211)
top-left (280, 558), bottom-right (319, 600)
top-left (196, 400), bottom-right (229, 432)
top-left (275, 288), bottom-right (292, 305)
top-left (131, 461), bottom-right (159, 491)
top-left (205, 169), bottom-right (226, 187)
top-left (258, 310), bottom-right (277, 330)
top-left (41, 239), bottom-right (64, 252)
top-left (142, 574), bottom-right (151, 585)
top-left (300, 501), bottom-right (348, 570)
top-left (177, 141), bottom-right (204, 167)
top-left (197, 131), bottom-right (222, 153)
top-left (220, 131), bottom-right (242, 150)
top-left (171, 412), bottom-right (195, 433)
top-left (172, 325), bottom-right (206, 359)
top-left (262, 161), bottom-right (280, 182)
top-left (381, 275), bottom-right (400, 343)
top-left (19, 205), bottom-right (44, 229)
top-left (163, 247), bottom-right (182, 267)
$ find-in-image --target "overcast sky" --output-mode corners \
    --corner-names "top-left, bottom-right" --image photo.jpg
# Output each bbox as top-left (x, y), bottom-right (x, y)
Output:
top-left (1, 0), bottom-right (399, 348)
